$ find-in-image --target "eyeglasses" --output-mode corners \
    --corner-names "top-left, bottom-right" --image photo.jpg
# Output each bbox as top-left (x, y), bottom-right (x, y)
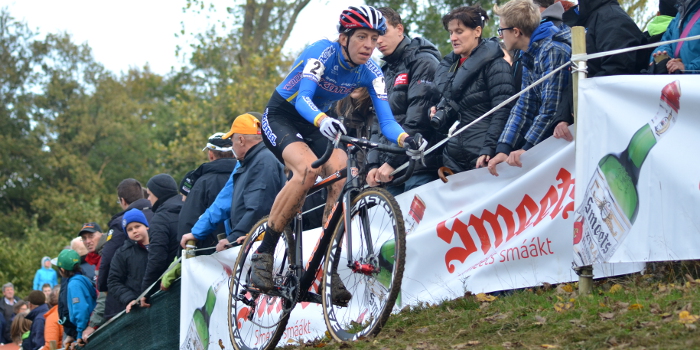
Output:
top-left (497, 27), bottom-right (515, 37)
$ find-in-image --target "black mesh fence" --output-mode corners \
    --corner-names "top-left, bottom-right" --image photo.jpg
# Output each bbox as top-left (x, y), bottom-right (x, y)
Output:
top-left (83, 279), bottom-right (180, 350)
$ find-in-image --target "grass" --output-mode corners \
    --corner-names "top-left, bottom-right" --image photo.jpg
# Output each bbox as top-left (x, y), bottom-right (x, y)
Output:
top-left (286, 262), bottom-right (700, 349)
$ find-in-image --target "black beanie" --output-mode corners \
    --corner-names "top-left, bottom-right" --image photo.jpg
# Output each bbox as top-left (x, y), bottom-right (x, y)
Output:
top-left (147, 174), bottom-right (178, 200)
top-left (659, 0), bottom-right (678, 17)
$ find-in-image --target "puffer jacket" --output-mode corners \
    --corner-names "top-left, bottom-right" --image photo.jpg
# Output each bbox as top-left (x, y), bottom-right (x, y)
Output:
top-left (433, 38), bottom-right (516, 172)
top-left (142, 193), bottom-right (183, 294)
top-left (367, 36), bottom-right (442, 175)
top-left (105, 239), bottom-right (149, 319)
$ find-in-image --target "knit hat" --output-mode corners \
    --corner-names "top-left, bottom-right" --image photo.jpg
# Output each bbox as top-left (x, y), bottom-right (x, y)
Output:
top-left (146, 174), bottom-right (178, 200)
top-left (179, 170), bottom-right (196, 196)
top-left (659, 0), bottom-right (678, 17)
top-left (122, 208), bottom-right (149, 232)
top-left (222, 112), bottom-right (262, 138)
top-left (52, 249), bottom-right (81, 271)
top-left (27, 290), bottom-right (46, 306)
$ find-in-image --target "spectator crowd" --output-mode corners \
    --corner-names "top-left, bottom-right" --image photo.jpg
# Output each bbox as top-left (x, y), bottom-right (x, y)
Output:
top-left (1, 0), bottom-right (698, 348)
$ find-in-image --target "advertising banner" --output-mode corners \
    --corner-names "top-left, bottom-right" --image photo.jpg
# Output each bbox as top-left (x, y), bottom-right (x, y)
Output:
top-left (574, 76), bottom-right (700, 266)
top-left (182, 128), bottom-right (643, 349)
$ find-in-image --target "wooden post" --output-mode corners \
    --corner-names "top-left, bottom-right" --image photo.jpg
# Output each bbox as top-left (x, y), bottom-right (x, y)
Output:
top-left (571, 26), bottom-right (593, 295)
top-left (185, 240), bottom-right (196, 259)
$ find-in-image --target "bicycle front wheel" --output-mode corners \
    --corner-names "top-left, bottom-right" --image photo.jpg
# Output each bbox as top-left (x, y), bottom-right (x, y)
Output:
top-left (321, 188), bottom-right (406, 341)
top-left (229, 217), bottom-right (295, 350)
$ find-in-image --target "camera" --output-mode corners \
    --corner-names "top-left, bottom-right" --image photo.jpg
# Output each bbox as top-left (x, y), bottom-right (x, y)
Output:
top-left (431, 98), bottom-right (454, 130)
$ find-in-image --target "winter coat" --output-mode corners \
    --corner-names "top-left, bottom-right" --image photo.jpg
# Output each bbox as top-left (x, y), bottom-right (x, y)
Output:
top-left (106, 239), bottom-right (149, 319)
top-left (562, 0), bottom-right (644, 76)
top-left (652, 0), bottom-right (700, 73)
top-left (178, 158), bottom-right (237, 251)
top-left (142, 193), bottom-right (183, 294)
top-left (58, 273), bottom-right (95, 340)
top-left (1, 296), bottom-right (20, 330)
top-left (367, 36), bottom-right (442, 175)
top-left (433, 38), bottom-right (516, 172)
top-left (25, 303), bottom-right (49, 350)
top-left (33, 257), bottom-right (58, 290)
top-left (43, 305), bottom-right (63, 350)
top-left (228, 142), bottom-right (286, 242)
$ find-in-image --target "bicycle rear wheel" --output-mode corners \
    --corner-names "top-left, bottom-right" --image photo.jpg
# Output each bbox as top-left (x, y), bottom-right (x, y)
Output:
top-left (229, 217), bottom-right (295, 350)
top-left (321, 188), bottom-right (406, 341)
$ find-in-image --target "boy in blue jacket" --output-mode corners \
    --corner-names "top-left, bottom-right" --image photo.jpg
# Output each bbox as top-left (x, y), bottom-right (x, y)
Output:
top-left (54, 249), bottom-right (96, 348)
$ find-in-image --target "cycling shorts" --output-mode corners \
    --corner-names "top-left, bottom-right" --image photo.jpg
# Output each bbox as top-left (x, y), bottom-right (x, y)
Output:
top-left (261, 90), bottom-right (328, 164)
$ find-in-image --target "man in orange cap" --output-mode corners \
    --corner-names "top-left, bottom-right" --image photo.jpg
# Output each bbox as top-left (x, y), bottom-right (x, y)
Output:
top-left (181, 113), bottom-right (285, 252)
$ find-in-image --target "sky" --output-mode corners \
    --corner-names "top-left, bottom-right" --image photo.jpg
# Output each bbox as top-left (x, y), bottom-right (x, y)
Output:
top-left (1, 0), bottom-right (357, 75)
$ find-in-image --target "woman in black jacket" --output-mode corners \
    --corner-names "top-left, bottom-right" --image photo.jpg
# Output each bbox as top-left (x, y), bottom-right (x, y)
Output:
top-left (431, 6), bottom-right (515, 173)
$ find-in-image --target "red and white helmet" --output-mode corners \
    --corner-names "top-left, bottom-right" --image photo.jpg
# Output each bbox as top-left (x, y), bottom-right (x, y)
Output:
top-left (338, 5), bottom-right (387, 35)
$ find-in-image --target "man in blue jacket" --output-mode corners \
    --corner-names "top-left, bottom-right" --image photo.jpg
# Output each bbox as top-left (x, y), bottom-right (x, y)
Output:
top-left (54, 249), bottom-right (96, 348)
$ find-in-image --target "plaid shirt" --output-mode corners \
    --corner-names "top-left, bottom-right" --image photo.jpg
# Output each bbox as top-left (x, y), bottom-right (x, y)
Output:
top-left (496, 27), bottom-right (571, 154)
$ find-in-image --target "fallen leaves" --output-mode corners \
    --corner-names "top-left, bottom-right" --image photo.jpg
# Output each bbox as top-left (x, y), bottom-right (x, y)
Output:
top-left (484, 312), bottom-right (511, 323)
top-left (609, 284), bottom-right (624, 294)
top-left (554, 301), bottom-right (574, 312)
top-left (678, 311), bottom-right (700, 324)
top-left (540, 344), bottom-right (558, 348)
top-left (628, 303), bottom-right (644, 311)
top-left (534, 315), bottom-right (547, 325)
top-left (599, 312), bottom-right (616, 320)
top-left (476, 293), bottom-right (497, 302)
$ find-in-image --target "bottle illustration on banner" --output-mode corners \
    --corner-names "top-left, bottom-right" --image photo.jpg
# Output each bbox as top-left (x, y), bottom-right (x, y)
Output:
top-left (573, 80), bottom-right (681, 266)
top-left (180, 264), bottom-right (232, 350)
top-left (377, 195), bottom-right (427, 306)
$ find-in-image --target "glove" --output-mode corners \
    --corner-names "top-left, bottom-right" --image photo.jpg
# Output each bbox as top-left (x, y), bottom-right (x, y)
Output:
top-left (403, 134), bottom-right (428, 160)
top-left (319, 117), bottom-right (347, 141)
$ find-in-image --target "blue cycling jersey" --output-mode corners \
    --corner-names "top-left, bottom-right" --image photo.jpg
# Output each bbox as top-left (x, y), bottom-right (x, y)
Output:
top-left (275, 39), bottom-right (407, 145)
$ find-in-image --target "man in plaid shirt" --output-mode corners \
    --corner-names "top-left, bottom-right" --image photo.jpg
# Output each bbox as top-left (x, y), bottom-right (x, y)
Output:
top-left (488, 0), bottom-right (571, 176)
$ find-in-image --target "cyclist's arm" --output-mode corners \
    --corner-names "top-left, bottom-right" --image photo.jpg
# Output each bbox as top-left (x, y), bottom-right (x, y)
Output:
top-left (368, 86), bottom-right (408, 147)
top-left (294, 59), bottom-right (329, 127)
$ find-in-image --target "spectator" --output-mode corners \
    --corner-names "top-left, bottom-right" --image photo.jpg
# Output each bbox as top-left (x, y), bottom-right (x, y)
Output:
top-left (179, 170), bottom-right (197, 202)
top-left (488, 0), bottom-right (572, 176)
top-left (9, 312), bottom-right (30, 346)
top-left (181, 113), bottom-right (285, 251)
top-left (43, 285), bottom-right (62, 350)
top-left (77, 222), bottom-right (107, 339)
top-left (562, 0), bottom-right (644, 76)
top-left (12, 301), bottom-right (28, 320)
top-left (142, 174), bottom-right (183, 296)
top-left (24, 290), bottom-right (48, 350)
top-left (32, 257), bottom-right (58, 291)
top-left (108, 209), bottom-right (150, 315)
top-left (41, 284), bottom-right (51, 301)
top-left (54, 249), bottom-right (96, 349)
top-left (647, 0), bottom-right (679, 39)
top-left (365, 7), bottom-right (442, 194)
top-left (334, 88), bottom-right (375, 139)
top-left (100, 178), bottom-right (153, 321)
top-left (71, 237), bottom-right (95, 282)
top-left (430, 6), bottom-right (516, 174)
top-left (651, 0), bottom-right (700, 73)
top-left (1, 282), bottom-right (21, 336)
top-left (178, 132), bottom-right (237, 253)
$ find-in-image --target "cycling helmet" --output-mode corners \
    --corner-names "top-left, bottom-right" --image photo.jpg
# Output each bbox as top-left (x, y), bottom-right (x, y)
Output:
top-left (338, 6), bottom-right (387, 35)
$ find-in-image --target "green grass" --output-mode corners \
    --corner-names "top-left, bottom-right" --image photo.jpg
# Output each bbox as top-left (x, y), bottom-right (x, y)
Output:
top-left (287, 262), bottom-right (700, 349)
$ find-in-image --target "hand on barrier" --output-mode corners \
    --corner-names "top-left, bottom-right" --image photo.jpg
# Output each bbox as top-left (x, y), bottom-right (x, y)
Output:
top-left (476, 155), bottom-right (490, 169)
top-left (180, 233), bottom-right (197, 249)
top-left (487, 153), bottom-right (508, 176)
top-left (553, 122), bottom-right (573, 142)
top-left (319, 117), bottom-right (347, 141)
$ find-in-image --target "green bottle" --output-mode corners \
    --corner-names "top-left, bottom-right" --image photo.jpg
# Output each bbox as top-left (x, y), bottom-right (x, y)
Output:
top-left (181, 273), bottom-right (227, 350)
top-left (573, 80), bottom-right (681, 266)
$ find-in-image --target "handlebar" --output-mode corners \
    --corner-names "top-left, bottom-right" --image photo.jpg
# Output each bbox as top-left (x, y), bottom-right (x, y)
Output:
top-left (311, 134), bottom-right (423, 187)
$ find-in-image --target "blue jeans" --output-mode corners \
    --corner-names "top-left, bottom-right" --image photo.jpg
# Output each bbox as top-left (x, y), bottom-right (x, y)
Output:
top-left (386, 172), bottom-right (439, 197)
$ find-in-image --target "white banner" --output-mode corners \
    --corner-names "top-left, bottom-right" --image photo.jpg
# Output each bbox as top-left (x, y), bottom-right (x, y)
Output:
top-left (574, 76), bottom-right (700, 265)
top-left (181, 132), bottom-right (643, 349)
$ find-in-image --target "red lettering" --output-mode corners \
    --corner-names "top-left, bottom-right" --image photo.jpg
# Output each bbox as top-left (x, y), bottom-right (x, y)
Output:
top-left (514, 195), bottom-right (539, 236)
top-left (437, 213), bottom-right (477, 274)
top-left (533, 185), bottom-right (559, 227)
top-left (467, 205), bottom-right (515, 252)
top-left (550, 168), bottom-right (575, 219)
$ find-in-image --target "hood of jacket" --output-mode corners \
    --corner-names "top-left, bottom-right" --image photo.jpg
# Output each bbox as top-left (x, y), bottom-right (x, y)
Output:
top-left (383, 36), bottom-right (441, 65)
top-left (193, 158), bottom-right (237, 179)
top-left (41, 256), bottom-right (51, 268)
top-left (563, 0), bottom-right (619, 26)
top-left (26, 303), bottom-right (49, 321)
top-left (678, 0), bottom-right (700, 29)
top-left (541, 1), bottom-right (565, 22)
top-left (43, 304), bottom-right (58, 319)
top-left (529, 21), bottom-right (560, 48)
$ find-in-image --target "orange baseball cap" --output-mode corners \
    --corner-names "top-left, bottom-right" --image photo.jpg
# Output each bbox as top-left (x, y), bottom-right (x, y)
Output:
top-left (222, 113), bottom-right (262, 138)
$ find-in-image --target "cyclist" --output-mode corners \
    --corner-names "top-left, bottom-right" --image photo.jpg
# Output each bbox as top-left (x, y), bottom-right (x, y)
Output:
top-left (252, 5), bottom-right (427, 304)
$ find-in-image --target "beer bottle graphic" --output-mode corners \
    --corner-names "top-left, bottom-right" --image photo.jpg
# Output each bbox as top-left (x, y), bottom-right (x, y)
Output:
top-left (377, 195), bottom-right (426, 306)
top-left (181, 268), bottom-right (231, 350)
top-left (573, 80), bottom-right (681, 266)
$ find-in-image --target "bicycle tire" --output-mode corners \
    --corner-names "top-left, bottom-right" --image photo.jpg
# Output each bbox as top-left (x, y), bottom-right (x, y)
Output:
top-left (229, 216), bottom-right (295, 350)
top-left (321, 188), bottom-right (406, 341)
